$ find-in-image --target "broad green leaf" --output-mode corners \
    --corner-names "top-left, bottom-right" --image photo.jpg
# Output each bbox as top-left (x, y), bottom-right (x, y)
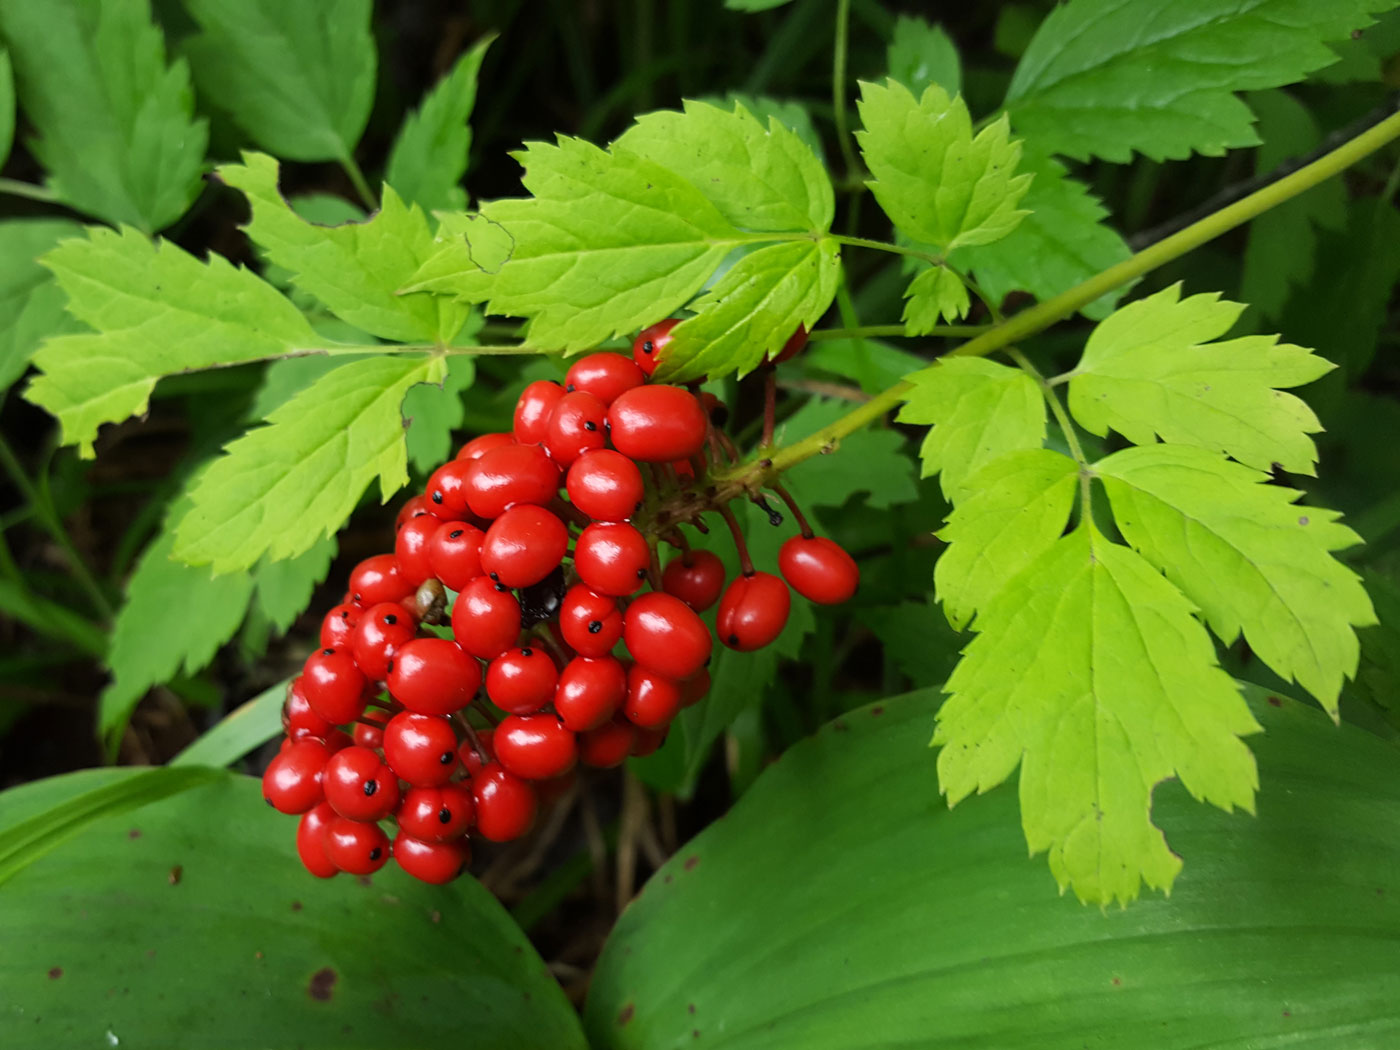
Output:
top-left (221, 153), bottom-right (466, 344)
top-left (174, 354), bottom-right (446, 573)
top-left (778, 397), bottom-right (919, 510)
top-left (0, 218), bottom-right (84, 391)
top-left (252, 534), bottom-right (337, 636)
top-left (257, 192), bottom-right (367, 291)
top-left (714, 93), bottom-right (824, 160)
top-left (804, 335), bottom-right (926, 395)
top-left (403, 353), bottom-right (477, 473)
top-left (938, 524), bottom-right (1260, 904)
top-left (0, 578), bottom-right (105, 656)
top-left (855, 79), bottom-right (1031, 253)
top-left (902, 265), bottom-right (969, 332)
top-left (897, 356), bottom-right (1046, 501)
top-left (1067, 283), bottom-right (1334, 475)
top-left (385, 36), bottom-right (493, 213)
top-left (887, 15), bottom-right (962, 96)
top-left (587, 686), bottom-right (1400, 1048)
top-left (171, 678), bottom-right (288, 768)
top-left (934, 448), bottom-right (1079, 630)
top-left (0, 47), bottom-right (12, 168)
top-left (408, 136), bottom-right (746, 351)
top-left (950, 145), bottom-right (1131, 320)
top-left (0, 0), bottom-right (206, 230)
top-left (615, 98), bottom-right (834, 233)
top-left (1005, 0), bottom-right (1390, 162)
top-left (1356, 567), bottom-right (1400, 718)
top-left (1097, 443), bottom-right (1375, 710)
top-left (182, 0), bottom-right (375, 164)
top-left (25, 226), bottom-right (322, 455)
top-left (864, 601), bottom-right (962, 686)
top-left (724, 0), bottom-right (793, 10)
top-left (658, 238), bottom-right (841, 382)
top-left (0, 770), bottom-right (588, 1049)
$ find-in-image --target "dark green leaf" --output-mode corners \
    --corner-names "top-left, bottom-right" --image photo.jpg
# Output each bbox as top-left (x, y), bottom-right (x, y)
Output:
top-left (0, 47), bottom-right (12, 168)
top-left (251, 534), bottom-right (337, 636)
top-left (0, 218), bottom-right (84, 391)
top-left (886, 15), bottom-right (961, 97)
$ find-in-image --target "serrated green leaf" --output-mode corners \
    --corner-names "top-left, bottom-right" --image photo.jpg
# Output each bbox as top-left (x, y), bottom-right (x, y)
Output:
top-left (0, 0), bottom-right (206, 230)
top-left (1005, 0), bottom-right (1391, 162)
top-left (0, 48), bottom-right (13, 168)
top-left (220, 152), bottom-right (465, 343)
top-left (0, 219), bottom-right (84, 392)
top-left (252, 535), bottom-right (337, 636)
top-left (856, 79), bottom-right (1031, 253)
top-left (950, 145), bottom-right (1130, 320)
top-left (778, 397), bottom-right (920, 510)
top-left (1067, 283), bottom-right (1334, 474)
top-left (403, 353), bottom-right (477, 473)
top-left (886, 15), bottom-right (962, 96)
top-left (1097, 443), bottom-right (1375, 710)
top-left (615, 98), bottom-right (833, 233)
top-left (182, 0), bottom-right (375, 164)
top-left (935, 449), bottom-right (1078, 630)
top-left (902, 265), bottom-right (969, 332)
top-left (385, 36), bottom-right (493, 213)
top-left (174, 354), bottom-right (445, 573)
top-left (715, 93), bottom-right (824, 161)
top-left (25, 227), bottom-right (323, 455)
top-left (897, 356), bottom-right (1046, 501)
top-left (937, 523), bottom-right (1261, 904)
top-left (659, 238), bottom-right (840, 381)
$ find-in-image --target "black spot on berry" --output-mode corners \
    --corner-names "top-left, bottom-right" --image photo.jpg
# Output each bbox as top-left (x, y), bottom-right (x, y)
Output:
top-left (494, 583), bottom-right (508, 593)
top-left (439, 808), bottom-right (452, 824)
top-left (431, 491), bottom-right (444, 504)
top-left (566, 383), bottom-right (575, 392)
top-left (490, 572), bottom-right (500, 581)
top-left (637, 568), bottom-right (647, 578)
top-left (728, 635), bottom-right (739, 646)
top-left (339, 610), bottom-right (350, 620)
top-left (385, 659), bottom-right (395, 674)
top-left (384, 613), bottom-right (397, 625)
top-left (369, 847), bottom-right (382, 861)
top-left (265, 797), bottom-right (274, 807)
top-left (521, 647), bottom-right (533, 657)
top-left (363, 780), bottom-right (377, 796)
top-left (440, 750), bottom-right (454, 764)
top-left (449, 529), bottom-right (463, 539)
top-left (584, 420), bottom-right (598, 432)
top-left (642, 341), bottom-right (654, 354)
top-left (588, 620), bottom-right (603, 634)
top-left (321, 648), bottom-right (335, 656)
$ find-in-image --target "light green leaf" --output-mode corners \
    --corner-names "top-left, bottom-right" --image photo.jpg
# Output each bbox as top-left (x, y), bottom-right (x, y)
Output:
top-left (897, 356), bottom-right (1045, 501)
top-left (385, 36), bottom-right (493, 213)
top-left (171, 678), bottom-right (288, 768)
top-left (1005, 0), bottom-right (1391, 162)
top-left (403, 353), bottom-right (477, 473)
top-left (1067, 283), bottom-right (1334, 474)
top-left (0, 48), bottom-right (12, 168)
top-left (252, 535), bottom-right (337, 636)
top-left (1096, 443), bottom-right (1375, 711)
top-left (174, 354), bottom-right (445, 573)
top-left (934, 449), bottom-right (1079, 630)
top-left (902, 265), bottom-right (969, 332)
top-left (220, 152), bottom-right (465, 343)
top-left (715, 93), bottom-right (824, 161)
top-left (182, 0), bottom-right (375, 164)
top-left (0, 0), bottom-right (206, 230)
top-left (659, 238), bottom-right (841, 382)
top-left (950, 145), bottom-right (1130, 320)
top-left (615, 98), bottom-right (834, 233)
top-left (856, 79), bottom-right (1031, 253)
top-left (886, 14), bottom-right (962, 96)
top-left (937, 524), bottom-right (1261, 904)
top-left (0, 219), bottom-right (84, 391)
top-left (779, 398), bottom-right (919, 510)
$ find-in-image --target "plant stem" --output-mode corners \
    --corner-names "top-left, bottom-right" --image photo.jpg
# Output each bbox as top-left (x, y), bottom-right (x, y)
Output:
top-left (831, 0), bottom-right (861, 183)
top-left (0, 177), bottom-right (59, 203)
top-left (807, 323), bottom-right (991, 341)
top-left (338, 153), bottom-right (378, 211)
top-left (828, 232), bottom-right (938, 264)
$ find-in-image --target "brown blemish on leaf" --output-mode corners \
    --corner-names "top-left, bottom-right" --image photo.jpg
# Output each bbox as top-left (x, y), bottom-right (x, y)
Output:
top-left (430, 910), bottom-right (441, 924)
top-left (168, 865), bottom-right (182, 886)
top-left (1267, 695), bottom-right (1283, 707)
top-left (255, 951), bottom-right (264, 960)
top-left (308, 967), bottom-right (337, 1001)
top-left (357, 875), bottom-right (373, 887)
top-left (127, 829), bottom-right (141, 839)
top-left (1112, 977), bottom-right (1121, 986)
top-left (684, 855), bottom-right (700, 871)
top-left (47, 967), bottom-right (62, 980)
top-left (688, 1003), bottom-right (696, 1014)
top-left (832, 720), bottom-right (849, 732)
top-left (291, 901), bottom-right (303, 912)
top-left (1282, 1010), bottom-right (1292, 1018)
top-left (871, 706), bottom-right (884, 716)
top-left (617, 1002), bottom-right (635, 1026)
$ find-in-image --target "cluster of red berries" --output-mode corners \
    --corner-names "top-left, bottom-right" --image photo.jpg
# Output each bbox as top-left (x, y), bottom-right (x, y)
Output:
top-left (261, 322), bottom-right (859, 885)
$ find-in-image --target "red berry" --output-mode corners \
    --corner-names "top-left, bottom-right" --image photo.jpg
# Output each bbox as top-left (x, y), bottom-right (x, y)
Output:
top-left (283, 677), bottom-right (334, 742)
top-left (494, 714), bottom-right (578, 780)
top-left (607, 385), bottom-right (708, 462)
top-left (319, 603), bottom-right (361, 649)
top-left (386, 637), bottom-right (481, 715)
top-left (456, 432), bottom-right (515, 461)
top-left (631, 725), bottom-right (669, 757)
top-left (768, 324), bottom-right (809, 365)
top-left (480, 505), bottom-right (568, 588)
top-left (574, 521), bottom-right (651, 597)
top-left (348, 554), bottom-right (415, 607)
top-left (295, 802), bottom-right (339, 878)
top-left (302, 647), bottom-right (370, 724)
top-left (382, 711), bottom-right (460, 786)
top-left (425, 460), bottom-right (476, 520)
top-left (458, 728), bottom-right (494, 777)
top-left (544, 390), bottom-right (608, 467)
top-left (566, 449), bottom-right (644, 522)
top-left (632, 319), bottom-right (678, 377)
top-left (472, 764), bottom-right (538, 841)
top-left (427, 521), bottom-right (485, 592)
top-left (353, 706), bottom-right (391, 749)
top-left (778, 534), bottom-right (860, 605)
top-left (623, 665), bottom-right (682, 728)
top-left (324, 816), bottom-right (390, 875)
top-left (681, 668), bottom-right (711, 708)
top-left (351, 602), bottom-right (418, 681)
top-left (565, 352), bottom-right (645, 405)
top-left (717, 572), bottom-right (791, 651)
top-left (323, 745), bottom-right (401, 821)
top-left (394, 515), bottom-right (440, 587)
top-left (623, 592), bottom-right (712, 680)
top-left (394, 833), bottom-right (470, 884)
top-left (554, 655), bottom-right (626, 731)
top-left (513, 380), bottom-right (566, 445)
top-left (661, 549), bottom-right (726, 612)
top-left (451, 576), bottom-right (523, 659)
top-left (395, 494), bottom-right (435, 530)
top-left (579, 716), bottom-right (637, 768)
top-left (395, 783), bottom-right (475, 841)
top-left (486, 646), bottom-right (559, 715)
top-left (465, 444), bottom-right (560, 520)
top-left (262, 739), bottom-right (333, 814)
top-left (559, 584), bottom-right (624, 657)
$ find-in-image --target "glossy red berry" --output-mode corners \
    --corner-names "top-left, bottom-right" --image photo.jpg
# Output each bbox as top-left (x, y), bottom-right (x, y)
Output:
top-left (559, 584), bottom-right (624, 657)
top-left (717, 571), bottom-right (791, 651)
top-left (465, 444), bottom-right (560, 520)
top-left (479, 505), bottom-right (568, 588)
top-left (574, 522), bottom-right (651, 597)
top-left (319, 603), bottom-right (360, 649)
top-left (351, 602), bottom-right (418, 681)
top-left (661, 549), bottom-right (726, 612)
top-left (579, 716), bottom-right (637, 768)
top-left (262, 739), bottom-right (333, 814)
top-left (472, 764), bottom-right (538, 842)
top-left (382, 711), bottom-right (460, 786)
top-left (353, 706), bottom-right (391, 749)
top-left (494, 714), bottom-right (578, 780)
top-left (394, 833), bottom-right (470, 884)
top-left (513, 380), bottom-right (566, 445)
top-left (681, 668), bottom-right (711, 708)
top-left (323, 745), bottom-right (401, 821)
top-left (283, 677), bottom-right (334, 742)
top-left (324, 816), bottom-right (390, 875)
top-left (302, 647), bottom-right (370, 724)
top-left (427, 521), bottom-right (485, 592)
top-left (768, 324), bottom-right (809, 365)
top-left (485, 646), bottom-right (559, 715)
top-left (554, 655), bottom-right (626, 731)
top-left (622, 592), bottom-right (712, 680)
top-left (394, 514), bottom-right (440, 587)
top-left (457, 728), bottom-right (494, 778)
top-left (395, 783), bottom-right (475, 841)
top-left (456, 432), bottom-right (515, 461)
top-left (544, 390), bottom-right (608, 467)
top-left (395, 494), bottom-right (435, 530)
top-left (632, 319), bottom-right (679, 377)
top-left (631, 725), bottom-right (669, 757)
top-left (386, 637), bottom-right (481, 715)
top-left (295, 802), bottom-right (339, 878)
top-left (565, 352), bottom-right (645, 405)
top-left (623, 665), bottom-right (682, 729)
top-left (607, 385), bottom-right (708, 462)
top-left (566, 449), bottom-right (644, 522)
top-left (425, 459), bottom-right (476, 520)
top-left (778, 534), bottom-right (860, 604)
top-left (348, 554), bottom-right (415, 607)
top-left (451, 576), bottom-right (522, 659)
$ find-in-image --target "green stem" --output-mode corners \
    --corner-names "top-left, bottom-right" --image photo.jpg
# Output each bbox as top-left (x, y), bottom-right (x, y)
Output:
top-left (338, 153), bottom-right (378, 211)
top-left (831, 0), bottom-right (861, 183)
top-left (828, 232), bottom-right (938, 265)
top-left (807, 323), bottom-right (991, 341)
top-left (0, 177), bottom-right (59, 203)
top-left (1008, 346), bottom-right (1091, 499)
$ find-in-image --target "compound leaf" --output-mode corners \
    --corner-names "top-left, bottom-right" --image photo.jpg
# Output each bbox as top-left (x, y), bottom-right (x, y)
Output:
top-left (886, 15), bottom-right (962, 97)
top-left (856, 79), bottom-right (1031, 253)
top-left (0, 0), bottom-right (206, 230)
top-left (1067, 283), bottom-right (1334, 475)
top-left (1096, 443), bottom-right (1375, 711)
top-left (1005, 0), bottom-right (1391, 162)
top-left (779, 398), bottom-right (919, 511)
top-left (174, 354), bottom-right (445, 573)
top-left (897, 356), bottom-right (1045, 501)
top-left (25, 226), bottom-right (322, 456)
top-left (937, 523), bottom-right (1261, 905)
top-left (903, 265), bottom-right (969, 332)
top-left (0, 218), bottom-right (84, 392)
top-left (251, 535), bottom-right (337, 637)
top-left (403, 353), bottom-right (477, 473)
